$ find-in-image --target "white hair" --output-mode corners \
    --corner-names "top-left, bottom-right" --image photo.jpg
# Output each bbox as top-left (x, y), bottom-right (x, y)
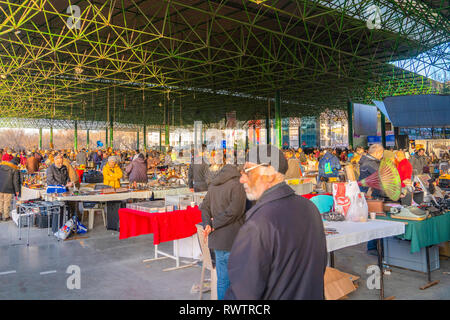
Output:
top-left (368, 144), bottom-right (384, 155)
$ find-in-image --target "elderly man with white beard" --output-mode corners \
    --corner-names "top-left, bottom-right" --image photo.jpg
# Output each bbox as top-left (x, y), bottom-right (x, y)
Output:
top-left (224, 145), bottom-right (328, 300)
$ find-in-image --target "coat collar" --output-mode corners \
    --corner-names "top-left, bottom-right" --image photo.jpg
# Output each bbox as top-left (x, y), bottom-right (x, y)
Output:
top-left (245, 182), bottom-right (295, 221)
top-left (0, 161), bottom-right (18, 170)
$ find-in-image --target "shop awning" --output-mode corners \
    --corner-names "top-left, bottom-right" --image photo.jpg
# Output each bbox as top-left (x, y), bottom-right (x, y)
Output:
top-left (372, 100), bottom-right (392, 122)
top-left (382, 94), bottom-right (450, 128)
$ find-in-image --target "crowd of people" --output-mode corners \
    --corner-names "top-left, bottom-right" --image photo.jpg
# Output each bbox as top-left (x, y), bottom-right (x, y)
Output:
top-left (0, 142), bottom-right (449, 300)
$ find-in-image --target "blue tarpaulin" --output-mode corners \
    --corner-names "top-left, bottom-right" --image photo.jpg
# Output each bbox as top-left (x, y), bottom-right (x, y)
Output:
top-left (382, 94), bottom-right (450, 128)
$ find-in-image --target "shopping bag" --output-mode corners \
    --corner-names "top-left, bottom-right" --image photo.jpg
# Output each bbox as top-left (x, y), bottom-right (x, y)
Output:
top-left (332, 181), bottom-right (361, 217)
top-left (54, 216), bottom-right (77, 240)
top-left (346, 192), bottom-right (369, 222)
top-left (76, 218), bottom-right (88, 234)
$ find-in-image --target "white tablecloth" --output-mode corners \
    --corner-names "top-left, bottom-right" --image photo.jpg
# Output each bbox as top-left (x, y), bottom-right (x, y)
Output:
top-left (53, 187), bottom-right (191, 202)
top-left (20, 187), bottom-right (45, 201)
top-left (325, 219), bottom-right (405, 252)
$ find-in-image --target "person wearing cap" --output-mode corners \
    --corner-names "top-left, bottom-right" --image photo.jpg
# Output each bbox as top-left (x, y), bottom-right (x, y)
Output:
top-left (102, 156), bottom-right (123, 188)
top-left (0, 157), bottom-right (21, 221)
top-left (225, 145), bottom-right (327, 300)
top-left (46, 153), bottom-right (71, 187)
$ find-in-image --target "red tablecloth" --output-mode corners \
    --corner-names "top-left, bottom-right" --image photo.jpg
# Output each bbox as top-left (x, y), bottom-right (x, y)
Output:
top-left (118, 206), bottom-right (202, 245)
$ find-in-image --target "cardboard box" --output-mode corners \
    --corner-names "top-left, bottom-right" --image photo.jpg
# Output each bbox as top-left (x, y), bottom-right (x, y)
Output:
top-left (439, 241), bottom-right (450, 257)
top-left (324, 267), bottom-right (359, 300)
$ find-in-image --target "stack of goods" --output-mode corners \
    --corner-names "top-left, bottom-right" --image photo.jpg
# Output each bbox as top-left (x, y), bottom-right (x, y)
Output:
top-left (23, 174), bottom-right (46, 189)
top-left (126, 200), bottom-right (168, 213)
top-left (165, 194), bottom-right (194, 210)
top-left (147, 165), bottom-right (188, 188)
top-left (100, 187), bottom-right (129, 194)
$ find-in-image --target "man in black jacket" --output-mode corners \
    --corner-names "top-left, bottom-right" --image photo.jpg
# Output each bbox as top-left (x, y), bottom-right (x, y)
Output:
top-left (200, 163), bottom-right (247, 300)
top-left (225, 145), bottom-right (327, 300)
top-left (46, 154), bottom-right (71, 187)
top-left (0, 157), bottom-right (21, 221)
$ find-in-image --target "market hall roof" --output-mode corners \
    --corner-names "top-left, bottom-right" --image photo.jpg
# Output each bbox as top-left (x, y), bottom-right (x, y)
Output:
top-left (0, 0), bottom-right (448, 127)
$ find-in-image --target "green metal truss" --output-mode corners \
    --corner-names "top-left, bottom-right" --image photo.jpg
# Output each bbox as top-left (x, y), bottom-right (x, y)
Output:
top-left (0, 0), bottom-right (448, 128)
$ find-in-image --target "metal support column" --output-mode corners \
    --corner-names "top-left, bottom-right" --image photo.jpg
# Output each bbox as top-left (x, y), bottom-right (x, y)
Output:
top-left (105, 126), bottom-right (108, 148)
top-left (50, 127), bottom-right (53, 149)
top-left (74, 120), bottom-right (78, 151)
top-left (86, 129), bottom-right (90, 149)
top-left (39, 128), bottom-right (42, 150)
top-left (347, 101), bottom-right (353, 148)
top-left (159, 126), bottom-right (162, 152)
top-left (275, 90), bottom-right (281, 148)
top-left (109, 119), bottom-right (113, 149)
top-left (266, 117), bottom-right (271, 145)
top-left (136, 129), bottom-right (140, 151)
top-left (143, 124), bottom-right (147, 151)
top-left (381, 112), bottom-right (386, 149)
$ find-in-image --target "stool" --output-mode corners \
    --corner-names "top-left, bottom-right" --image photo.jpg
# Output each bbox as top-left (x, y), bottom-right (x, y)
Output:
top-left (81, 208), bottom-right (106, 230)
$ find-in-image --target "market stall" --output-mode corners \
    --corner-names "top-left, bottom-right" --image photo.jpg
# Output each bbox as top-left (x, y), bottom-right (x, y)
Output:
top-left (377, 211), bottom-right (450, 289)
top-left (324, 219), bottom-right (405, 300)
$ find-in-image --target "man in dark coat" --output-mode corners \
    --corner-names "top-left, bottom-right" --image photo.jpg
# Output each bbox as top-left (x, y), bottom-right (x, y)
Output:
top-left (225, 145), bottom-right (327, 300)
top-left (46, 154), bottom-right (71, 186)
top-left (125, 153), bottom-right (148, 184)
top-left (0, 157), bottom-right (21, 221)
top-left (200, 163), bottom-right (247, 300)
top-left (188, 149), bottom-right (210, 192)
top-left (92, 150), bottom-right (103, 171)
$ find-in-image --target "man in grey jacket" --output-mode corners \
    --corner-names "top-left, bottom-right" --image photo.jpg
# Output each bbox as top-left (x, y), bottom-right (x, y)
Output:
top-left (410, 148), bottom-right (427, 176)
top-left (200, 162), bottom-right (247, 300)
top-left (76, 148), bottom-right (87, 166)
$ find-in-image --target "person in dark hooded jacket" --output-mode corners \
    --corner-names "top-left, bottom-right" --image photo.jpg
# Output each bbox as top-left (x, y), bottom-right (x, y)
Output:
top-left (0, 157), bottom-right (21, 221)
top-left (200, 162), bottom-right (247, 300)
top-left (225, 145), bottom-right (327, 300)
top-left (125, 153), bottom-right (148, 184)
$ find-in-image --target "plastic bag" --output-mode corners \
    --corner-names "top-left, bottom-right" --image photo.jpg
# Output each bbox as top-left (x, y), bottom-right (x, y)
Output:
top-left (346, 192), bottom-right (369, 222)
top-left (76, 218), bottom-right (88, 234)
top-left (54, 216), bottom-right (77, 240)
top-left (332, 181), bottom-right (360, 217)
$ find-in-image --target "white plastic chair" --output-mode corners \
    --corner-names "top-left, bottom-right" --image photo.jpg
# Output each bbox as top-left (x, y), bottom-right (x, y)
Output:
top-left (81, 203), bottom-right (106, 230)
top-left (196, 224), bottom-right (217, 300)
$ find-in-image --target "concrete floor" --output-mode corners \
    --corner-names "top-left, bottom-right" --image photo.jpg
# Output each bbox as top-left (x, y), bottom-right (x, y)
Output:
top-left (0, 213), bottom-right (449, 300)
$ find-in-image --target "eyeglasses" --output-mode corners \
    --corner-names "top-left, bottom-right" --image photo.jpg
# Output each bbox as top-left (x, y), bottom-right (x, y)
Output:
top-left (241, 163), bottom-right (269, 175)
